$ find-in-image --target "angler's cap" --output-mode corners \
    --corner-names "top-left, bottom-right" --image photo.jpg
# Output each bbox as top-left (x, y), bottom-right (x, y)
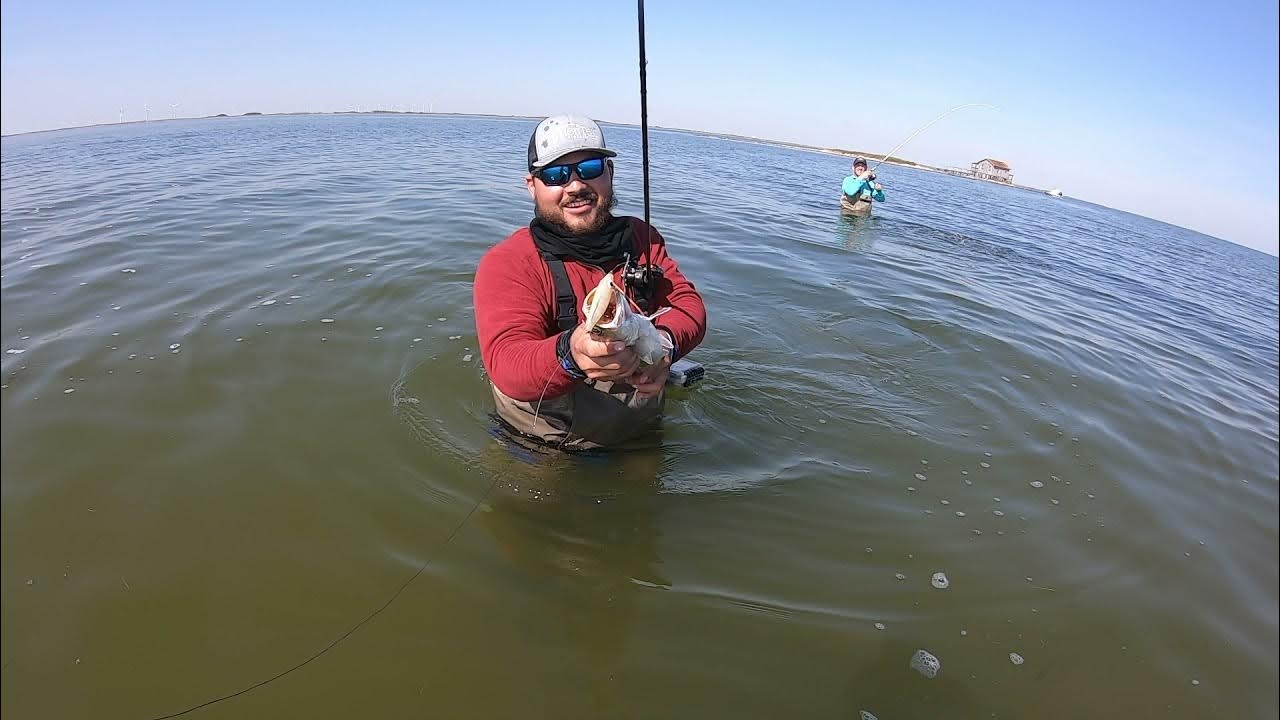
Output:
top-left (528, 115), bottom-right (617, 171)
top-left (852, 157), bottom-right (868, 169)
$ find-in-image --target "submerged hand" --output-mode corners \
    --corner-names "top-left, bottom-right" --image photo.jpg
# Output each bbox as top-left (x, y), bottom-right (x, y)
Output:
top-left (571, 324), bottom-right (640, 381)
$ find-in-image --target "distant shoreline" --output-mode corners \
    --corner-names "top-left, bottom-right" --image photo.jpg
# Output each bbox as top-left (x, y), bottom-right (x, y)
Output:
top-left (0, 110), bottom-right (542, 138)
top-left (1, 109), bottom-right (1051, 191)
top-left (7, 110), bottom-right (1262, 254)
top-left (635, 123), bottom-right (1058, 195)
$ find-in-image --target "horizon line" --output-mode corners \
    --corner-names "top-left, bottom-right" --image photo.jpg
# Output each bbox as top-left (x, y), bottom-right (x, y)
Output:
top-left (1, 110), bottom-right (1272, 257)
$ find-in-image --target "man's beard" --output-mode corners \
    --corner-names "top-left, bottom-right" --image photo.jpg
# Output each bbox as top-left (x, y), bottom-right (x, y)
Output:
top-left (535, 188), bottom-right (618, 236)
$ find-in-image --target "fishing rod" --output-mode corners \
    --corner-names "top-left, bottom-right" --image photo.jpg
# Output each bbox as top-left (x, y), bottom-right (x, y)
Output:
top-left (631, 0), bottom-right (702, 388)
top-left (637, 0), bottom-right (651, 229)
top-left (869, 103), bottom-right (998, 172)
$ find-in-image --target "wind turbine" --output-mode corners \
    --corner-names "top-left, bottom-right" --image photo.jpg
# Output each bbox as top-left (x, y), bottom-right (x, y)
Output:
top-left (118, 107), bottom-right (124, 123)
top-left (170, 102), bottom-right (180, 120)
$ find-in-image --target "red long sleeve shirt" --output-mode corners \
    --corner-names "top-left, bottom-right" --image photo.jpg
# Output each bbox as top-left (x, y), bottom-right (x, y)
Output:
top-left (474, 218), bottom-right (707, 402)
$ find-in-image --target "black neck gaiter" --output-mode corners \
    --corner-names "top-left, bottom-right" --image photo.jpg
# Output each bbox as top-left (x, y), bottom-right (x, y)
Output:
top-left (529, 215), bottom-right (633, 268)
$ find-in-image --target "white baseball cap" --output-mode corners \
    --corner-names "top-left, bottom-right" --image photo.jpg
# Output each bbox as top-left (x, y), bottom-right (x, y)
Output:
top-left (527, 114), bottom-right (617, 170)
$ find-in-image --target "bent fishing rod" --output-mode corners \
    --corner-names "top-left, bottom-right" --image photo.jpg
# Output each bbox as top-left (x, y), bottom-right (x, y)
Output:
top-left (869, 103), bottom-right (999, 172)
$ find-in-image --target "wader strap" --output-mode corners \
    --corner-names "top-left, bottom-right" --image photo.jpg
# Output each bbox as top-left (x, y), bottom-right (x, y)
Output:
top-left (544, 257), bottom-right (579, 331)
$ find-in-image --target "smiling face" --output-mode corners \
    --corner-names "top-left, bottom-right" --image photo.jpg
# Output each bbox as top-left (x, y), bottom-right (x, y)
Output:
top-left (526, 151), bottom-right (615, 235)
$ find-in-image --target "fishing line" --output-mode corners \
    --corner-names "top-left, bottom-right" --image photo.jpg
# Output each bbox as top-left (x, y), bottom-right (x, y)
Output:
top-left (143, 357), bottom-right (501, 719)
top-left (151, 4), bottom-right (660, 707)
top-left (869, 103), bottom-right (999, 172)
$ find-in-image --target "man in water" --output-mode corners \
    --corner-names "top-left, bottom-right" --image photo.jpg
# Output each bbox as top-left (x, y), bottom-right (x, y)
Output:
top-left (473, 115), bottom-right (707, 449)
top-left (841, 157), bottom-right (886, 216)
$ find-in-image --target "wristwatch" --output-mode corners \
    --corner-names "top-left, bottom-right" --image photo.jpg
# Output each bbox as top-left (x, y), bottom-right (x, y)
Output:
top-left (556, 330), bottom-right (587, 379)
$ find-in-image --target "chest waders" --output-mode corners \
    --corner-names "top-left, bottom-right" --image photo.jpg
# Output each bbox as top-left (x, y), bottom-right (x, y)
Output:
top-left (489, 255), bottom-right (664, 450)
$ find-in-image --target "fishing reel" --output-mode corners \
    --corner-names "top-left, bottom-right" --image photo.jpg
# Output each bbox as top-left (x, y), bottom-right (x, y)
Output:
top-left (622, 252), bottom-right (670, 308)
top-left (621, 253), bottom-right (664, 296)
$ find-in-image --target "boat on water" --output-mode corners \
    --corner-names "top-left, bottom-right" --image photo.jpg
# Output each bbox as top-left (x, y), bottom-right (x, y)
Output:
top-left (1047, 188), bottom-right (1064, 197)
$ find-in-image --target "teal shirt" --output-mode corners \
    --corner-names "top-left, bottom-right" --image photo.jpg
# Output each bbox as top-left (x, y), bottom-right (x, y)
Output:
top-left (842, 175), bottom-right (886, 203)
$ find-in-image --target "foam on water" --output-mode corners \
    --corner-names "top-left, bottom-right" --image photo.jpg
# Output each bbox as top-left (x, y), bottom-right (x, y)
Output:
top-left (910, 649), bottom-right (942, 678)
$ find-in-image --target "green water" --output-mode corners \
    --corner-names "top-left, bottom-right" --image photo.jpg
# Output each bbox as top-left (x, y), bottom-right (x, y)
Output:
top-left (3, 115), bottom-right (1277, 718)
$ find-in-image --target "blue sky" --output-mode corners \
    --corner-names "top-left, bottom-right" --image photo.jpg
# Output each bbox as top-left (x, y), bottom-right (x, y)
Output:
top-left (2, 0), bottom-right (1277, 255)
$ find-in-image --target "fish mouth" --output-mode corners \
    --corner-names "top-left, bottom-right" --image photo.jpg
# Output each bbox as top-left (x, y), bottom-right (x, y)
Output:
top-left (583, 286), bottom-right (619, 326)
